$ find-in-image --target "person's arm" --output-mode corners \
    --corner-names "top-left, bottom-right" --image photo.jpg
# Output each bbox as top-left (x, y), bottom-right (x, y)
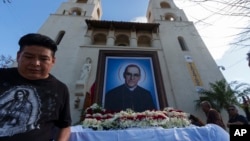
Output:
top-left (227, 121), bottom-right (245, 126)
top-left (56, 127), bottom-right (71, 141)
top-left (227, 115), bottom-right (248, 128)
top-left (56, 85), bottom-right (72, 141)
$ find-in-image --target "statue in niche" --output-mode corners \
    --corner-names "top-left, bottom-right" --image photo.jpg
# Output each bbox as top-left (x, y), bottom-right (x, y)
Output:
top-left (79, 57), bottom-right (92, 85)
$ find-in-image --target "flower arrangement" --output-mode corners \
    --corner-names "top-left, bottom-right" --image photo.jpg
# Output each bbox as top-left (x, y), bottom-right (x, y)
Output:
top-left (81, 103), bottom-right (191, 130)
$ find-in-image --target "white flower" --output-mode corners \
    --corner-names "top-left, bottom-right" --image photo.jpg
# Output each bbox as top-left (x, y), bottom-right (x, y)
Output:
top-left (81, 103), bottom-right (191, 130)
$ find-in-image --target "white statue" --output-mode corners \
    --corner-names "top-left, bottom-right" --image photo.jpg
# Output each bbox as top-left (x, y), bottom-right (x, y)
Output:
top-left (79, 57), bottom-right (92, 84)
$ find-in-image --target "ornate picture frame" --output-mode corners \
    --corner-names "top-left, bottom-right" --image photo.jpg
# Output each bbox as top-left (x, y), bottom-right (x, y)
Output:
top-left (94, 50), bottom-right (168, 110)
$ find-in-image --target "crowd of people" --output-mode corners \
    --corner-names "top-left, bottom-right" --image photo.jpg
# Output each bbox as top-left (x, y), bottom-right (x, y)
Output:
top-left (189, 100), bottom-right (249, 131)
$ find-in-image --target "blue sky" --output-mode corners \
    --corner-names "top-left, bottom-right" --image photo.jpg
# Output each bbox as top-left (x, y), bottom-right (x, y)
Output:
top-left (1, 0), bottom-right (250, 85)
top-left (0, 0), bottom-right (65, 57)
top-left (0, 0), bottom-right (148, 57)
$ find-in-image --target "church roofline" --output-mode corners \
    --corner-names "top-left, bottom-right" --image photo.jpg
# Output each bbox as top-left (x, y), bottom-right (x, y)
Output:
top-left (85, 19), bottom-right (159, 32)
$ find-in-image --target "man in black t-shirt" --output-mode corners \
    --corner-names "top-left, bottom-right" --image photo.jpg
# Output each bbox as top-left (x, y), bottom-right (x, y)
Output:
top-left (0, 33), bottom-right (71, 141)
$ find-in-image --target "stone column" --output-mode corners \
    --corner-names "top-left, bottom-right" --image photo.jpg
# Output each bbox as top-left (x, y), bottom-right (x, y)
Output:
top-left (84, 29), bottom-right (93, 45)
top-left (152, 33), bottom-right (161, 47)
top-left (107, 30), bottom-right (115, 46)
top-left (130, 31), bottom-right (137, 47)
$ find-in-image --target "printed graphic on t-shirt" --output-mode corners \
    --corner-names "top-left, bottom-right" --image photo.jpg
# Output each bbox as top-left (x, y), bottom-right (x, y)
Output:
top-left (0, 86), bottom-right (41, 136)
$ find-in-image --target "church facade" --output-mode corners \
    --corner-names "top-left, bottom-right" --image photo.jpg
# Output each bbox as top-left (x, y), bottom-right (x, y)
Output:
top-left (37, 0), bottom-right (225, 124)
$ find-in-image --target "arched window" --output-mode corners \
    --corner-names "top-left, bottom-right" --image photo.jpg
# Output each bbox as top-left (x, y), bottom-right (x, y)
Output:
top-left (55, 31), bottom-right (65, 45)
top-left (97, 8), bottom-right (101, 19)
top-left (71, 7), bottom-right (82, 16)
top-left (138, 35), bottom-right (151, 47)
top-left (165, 13), bottom-right (176, 21)
top-left (62, 10), bottom-right (66, 15)
top-left (148, 12), bottom-right (151, 20)
top-left (93, 33), bottom-right (107, 45)
top-left (115, 34), bottom-right (129, 46)
top-left (178, 36), bottom-right (188, 51)
top-left (160, 2), bottom-right (171, 8)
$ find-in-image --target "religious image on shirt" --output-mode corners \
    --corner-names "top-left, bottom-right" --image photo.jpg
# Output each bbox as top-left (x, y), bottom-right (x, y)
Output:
top-left (103, 56), bottom-right (160, 112)
top-left (0, 86), bottom-right (41, 137)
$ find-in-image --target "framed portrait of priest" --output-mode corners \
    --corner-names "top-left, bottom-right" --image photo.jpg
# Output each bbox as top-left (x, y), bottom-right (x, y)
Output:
top-left (94, 50), bottom-right (168, 112)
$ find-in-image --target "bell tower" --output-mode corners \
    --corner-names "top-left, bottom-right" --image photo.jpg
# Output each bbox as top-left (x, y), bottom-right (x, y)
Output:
top-left (147, 0), bottom-right (188, 23)
top-left (146, 0), bottom-right (225, 120)
top-left (54, 0), bottom-right (102, 20)
top-left (37, 0), bottom-right (103, 123)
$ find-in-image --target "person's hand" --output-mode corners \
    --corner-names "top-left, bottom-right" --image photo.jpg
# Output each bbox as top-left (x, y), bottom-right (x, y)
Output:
top-left (227, 121), bottom-right (244, 127)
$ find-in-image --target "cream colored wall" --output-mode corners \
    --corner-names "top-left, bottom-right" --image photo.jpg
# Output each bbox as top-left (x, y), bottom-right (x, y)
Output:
top-left (156, 21), bottom-right (226, 123)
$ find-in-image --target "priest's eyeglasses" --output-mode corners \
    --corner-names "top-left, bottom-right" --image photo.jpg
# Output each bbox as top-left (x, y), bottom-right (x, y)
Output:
top-left (125, 73), bottom-right (140, 78)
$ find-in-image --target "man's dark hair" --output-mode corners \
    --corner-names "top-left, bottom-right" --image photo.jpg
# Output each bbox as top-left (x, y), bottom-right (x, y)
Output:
top-left (189, 114), bottom-right (205, 127)
top-left (123, 64), bottom-right (141, 78)
top-left (18, 33), bottom-right (57, 56)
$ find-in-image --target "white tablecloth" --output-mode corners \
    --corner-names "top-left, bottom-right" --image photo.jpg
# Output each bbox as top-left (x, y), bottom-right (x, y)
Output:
top-left (70, 124), bottom-right (229, 141)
